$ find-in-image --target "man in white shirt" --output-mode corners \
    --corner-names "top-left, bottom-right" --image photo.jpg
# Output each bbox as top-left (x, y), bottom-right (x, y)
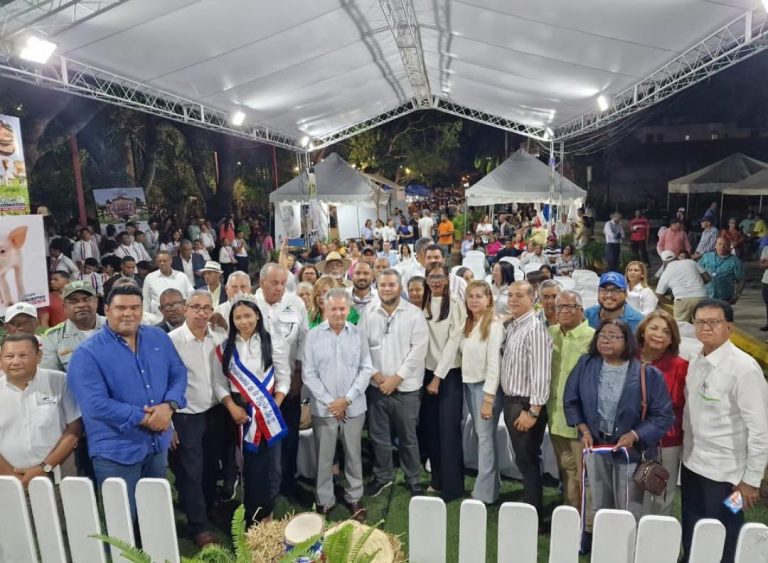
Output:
top-left (114, 232), bottom-right (141, 260)
top-left (142, 250), bottom-right (194, 314)
top-left (378, 240), bottom-right (398, 267)
top-left (380, 219), bottom-right (397, 244)
top-left (603, 212), bottom-right (624, 272)
top-left (214, 271), bottom-right (253, 321)
top-left (681, 299), bottom-right (768, 563)
top-left (254, 263), bottom-right (308, 496)
top-left (417, 209), bottom-right (434, 240)
top-left (200, 261), bottom-right (227, 306)
top-left (0, 334), bottom-right (82, 487)
top-left (358, 268), bottom-right (429, 496)
top-left (348, 261), bottom-right (379, 316)
top-left (302, 289), bottom-right (374, 520)
top-left (655, 250), bottom-right (707, 322)
top-left (168, 290), bottom-right (231, 548)
top-left (72, 227), bottom-right (101, 271)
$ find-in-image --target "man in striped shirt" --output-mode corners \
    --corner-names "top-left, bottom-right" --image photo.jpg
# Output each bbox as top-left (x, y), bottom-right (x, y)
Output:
top-left (500, 280), bottom-right (552, 527)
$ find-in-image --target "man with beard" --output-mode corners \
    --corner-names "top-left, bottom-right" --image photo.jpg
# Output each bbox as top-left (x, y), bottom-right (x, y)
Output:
top-left (42, 281), bottom-right (106, 372)
top-left (316, 251), bottom-right (352, 287)
top-left (349, 261), bottom-right (379, 316)
top-left (358, 269), bottom-right (429, 497)
top-left (584, 272), bottom-right (645, 333)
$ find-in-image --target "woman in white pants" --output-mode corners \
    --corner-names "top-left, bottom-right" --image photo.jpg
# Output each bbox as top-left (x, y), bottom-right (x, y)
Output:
top-left (460, 280), bottom-right (504, 504)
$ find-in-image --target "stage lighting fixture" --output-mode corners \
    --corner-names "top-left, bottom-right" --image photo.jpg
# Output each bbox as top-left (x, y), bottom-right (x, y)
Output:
top-left (19, 36), bottom-right (57, 64)
top-left (597, 95), bottom-right (609, 112)
top-left (763, 0), bottom-right (768, 12)
top-left (229, 111), bottom-right (246, 126)
top-left (299, 136), bottom-right (310, 148)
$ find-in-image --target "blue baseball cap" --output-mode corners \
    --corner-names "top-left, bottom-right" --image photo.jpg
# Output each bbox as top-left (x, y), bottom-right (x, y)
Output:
top-left (598, 271), bottom-right (627, 290)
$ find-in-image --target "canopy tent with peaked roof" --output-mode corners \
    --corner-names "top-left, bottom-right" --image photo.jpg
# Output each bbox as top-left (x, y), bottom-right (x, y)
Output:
top-left (269, 152), bottom-right (388, 242)
top-left (465, 149), bottom-right (586, 207)
top-left (721, 167), bottom-right (768, 213)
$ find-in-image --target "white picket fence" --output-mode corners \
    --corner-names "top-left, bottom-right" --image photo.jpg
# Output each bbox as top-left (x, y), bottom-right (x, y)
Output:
top-left (409, 496), bottom-right (768, 563)
top-left (2, 475), bottom-right (768, 563)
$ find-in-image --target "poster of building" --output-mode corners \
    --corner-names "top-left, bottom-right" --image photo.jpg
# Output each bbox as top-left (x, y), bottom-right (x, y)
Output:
top-left (93, 187), bottom-right (150, 233)
top-left (0, 115), bottom-right (30, 215)
top-left (0, 214), bottom-right (49, 316)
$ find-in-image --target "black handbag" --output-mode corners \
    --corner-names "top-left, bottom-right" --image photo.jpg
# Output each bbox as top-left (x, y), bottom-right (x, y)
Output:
top-left (632, 363), bottom-right (670, 497)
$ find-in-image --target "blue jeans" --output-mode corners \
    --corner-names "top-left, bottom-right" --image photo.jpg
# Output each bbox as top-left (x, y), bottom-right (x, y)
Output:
top-left (92, 451), bottom-right (168, 520)
top-left (464, 382), bottom-right (502, 503)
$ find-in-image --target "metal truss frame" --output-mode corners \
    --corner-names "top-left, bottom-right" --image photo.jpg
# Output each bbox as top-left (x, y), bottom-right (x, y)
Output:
top-left (378, 0), bottom-right (432, 107)
top-left (310, 102), bottom-right (419, 150)
top-left (432, 98), bottom-right (550, 141)
top-left (0, 54), bottom-right (303, 151)
top-left (555, 8), bottom-right (768, 141)
top-left (0, 0), bottom-right (129, 41)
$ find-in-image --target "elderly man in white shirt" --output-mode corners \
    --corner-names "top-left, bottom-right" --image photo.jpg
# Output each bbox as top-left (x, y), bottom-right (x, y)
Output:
top-left (681, 299), bottom-right (768, 563)
top-left (303, 289), bottom-right (374, 520)
top-left (655, 251), bottom-right (707, 322)
top-left (142, 250), bottom-right (194, 314)
top-left (168, 290), bottom-right (230, 547)
top-left (359, 268), bottom-right (429, 496)
top-left (0, 334), bottom-right (82, 487)
top-left (214, 271), bottom-right (253, 321)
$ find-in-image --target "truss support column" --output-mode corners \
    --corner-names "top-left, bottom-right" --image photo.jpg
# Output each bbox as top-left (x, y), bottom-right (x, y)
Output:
top-left (548, 140), bottom-right (555, 228)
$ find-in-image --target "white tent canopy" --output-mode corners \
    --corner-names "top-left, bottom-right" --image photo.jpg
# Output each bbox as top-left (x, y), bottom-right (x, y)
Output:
top-left (269, 153), bottom-right (387, 207)
top-left (667, 153), bottom-right (768, 195)
top-left (465, 149), bottom-right (586, 206)
top-left (1, 1), bottom-right (765, 148)
top-left (723, 167), bottom-right (768, 196)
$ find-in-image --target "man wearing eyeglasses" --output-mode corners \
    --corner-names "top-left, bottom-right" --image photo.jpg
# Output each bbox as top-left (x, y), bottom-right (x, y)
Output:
top-left (155, 289), bottom-right (187, 333)
top-left (547, 290), bottom-right (594, 511)
top-left (681, 299), bottom-right (768, 563)
top-left (584, 272), bottom-right (644, 333)
top-left (168, 290), bottom-right (230, 548)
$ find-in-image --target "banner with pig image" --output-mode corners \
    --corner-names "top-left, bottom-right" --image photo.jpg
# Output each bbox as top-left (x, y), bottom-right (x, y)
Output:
top-left (0, 214), bottom-right (49, 316)
top-left (0, 115), bottom-right (30, 215)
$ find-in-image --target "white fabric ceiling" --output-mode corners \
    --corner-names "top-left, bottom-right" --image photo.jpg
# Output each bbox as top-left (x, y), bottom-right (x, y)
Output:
top-left (42, 0), bottom-right (760, 141)
top-left (466, 148), bottom-right (586, 206)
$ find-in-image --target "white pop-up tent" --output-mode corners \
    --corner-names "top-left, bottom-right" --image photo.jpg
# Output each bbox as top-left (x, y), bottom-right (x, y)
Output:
top-left (269, 152), bottom-right (388, 242)
top-left (465, 149), bottom-right (586, 207)
top-left (721, 167), bottom-right (768, 212)
top-left (667, 153), bottom-right (768, 209)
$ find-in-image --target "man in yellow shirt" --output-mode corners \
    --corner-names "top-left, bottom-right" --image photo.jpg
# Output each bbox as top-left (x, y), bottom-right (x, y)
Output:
top-left (437, 214), bottom-right (455, 265)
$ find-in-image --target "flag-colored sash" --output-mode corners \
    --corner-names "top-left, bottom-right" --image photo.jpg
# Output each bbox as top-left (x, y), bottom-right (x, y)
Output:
top-left (216, 343), bottom-right (287, 450)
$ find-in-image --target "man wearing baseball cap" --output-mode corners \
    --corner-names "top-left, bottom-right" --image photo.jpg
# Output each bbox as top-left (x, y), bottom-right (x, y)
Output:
top-left (41, 281), bottom-right (105, 372)
top-left (584, 272), bottom-right (645, 333)
top-left (4, 302), bottom-right (39, 338)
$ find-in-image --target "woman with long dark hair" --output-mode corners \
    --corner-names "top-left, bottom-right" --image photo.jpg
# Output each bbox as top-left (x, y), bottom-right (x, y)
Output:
top-left (491, 260), bottom-right (516, 317)
top-left (216, 296), bottom-right (290, 524)
top-left (420, 262), bottom-right (467, 501)
top-left (563, 320), bottom-right (674, 520)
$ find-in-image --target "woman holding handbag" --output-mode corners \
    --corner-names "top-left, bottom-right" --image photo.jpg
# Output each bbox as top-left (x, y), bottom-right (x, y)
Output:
top-left (563, 319), bottom-right (674, 519)
top-left (636, 310), bottom-right (688, 516)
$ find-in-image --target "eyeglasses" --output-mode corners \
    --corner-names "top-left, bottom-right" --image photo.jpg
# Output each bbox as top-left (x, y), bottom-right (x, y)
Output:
top-left (427, 275), bottom-right (447, 282)
top-left (161, 301), bottom-right (185, 310)
top-left (597, 333), bottom-right (624, 342)
top-left (693, 319), bottom-right (727, 330)
top-left (187, 305), bottom-right (214, 313)
top-left (555, 304), bottom-right (581, 312)
top-left (598, 287), bottom-right (624, 296)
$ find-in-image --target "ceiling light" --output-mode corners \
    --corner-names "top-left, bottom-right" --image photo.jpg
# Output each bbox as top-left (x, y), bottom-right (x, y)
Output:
top-left (299, 135), bottom-right (310, 148)
top-left (229, 111), bottom-right (246, 126)
top-left (764, 0), bottom-right (768, 12)
top-left (18, 36), bottom-right (57, 64)
top-left (545, 127), bottom-right (554, 140)
top-left (597, 95), bottom-right (609, 112)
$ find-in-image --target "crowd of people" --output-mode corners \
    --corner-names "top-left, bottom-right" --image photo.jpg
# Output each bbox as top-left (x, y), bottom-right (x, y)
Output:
top-left (1, 200), bottom-right (767, 563)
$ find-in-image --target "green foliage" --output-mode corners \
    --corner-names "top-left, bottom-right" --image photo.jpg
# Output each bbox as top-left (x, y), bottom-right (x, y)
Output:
top-left (277, 532), bottom-right (323, 563)
top-left (230, 505), bottom-right (250, 563)
top-left (452, 213), bottom-right (468, 240)
top-left (90, 534), bottom-right (152, 563)
top-left (323, 523), bottom-right (353, 562)
top-left (581, 240), bottom-right (605, 270)
top-left (345, 521), bottom-right (381, 563)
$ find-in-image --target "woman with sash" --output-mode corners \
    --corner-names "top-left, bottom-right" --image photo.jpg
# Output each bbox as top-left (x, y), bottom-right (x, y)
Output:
top-left (216, 295), bottom-right (291, 523)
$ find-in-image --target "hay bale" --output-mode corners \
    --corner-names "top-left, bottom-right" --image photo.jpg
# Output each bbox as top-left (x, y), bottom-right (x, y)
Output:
top-left (245, 514), bottom-right (292, 562)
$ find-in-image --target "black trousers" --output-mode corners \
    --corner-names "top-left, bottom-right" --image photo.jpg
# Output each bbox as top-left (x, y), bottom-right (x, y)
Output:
top-left (604, 243), bottom-right (621, 272)
top-left (503, 397), bottom-right (548, 520)
top-left (420, 369), bottom-right (465, 501)
top-left (170, 405), bottom-right (231, 535)
top-left (630, 240), bottom-right (649, 264)
top-left (681, 464), bottom-right (744, 563)
top-left (270, 392), bottom-right (301, 496)
top-left (243, 440), bottom-right (274, 524)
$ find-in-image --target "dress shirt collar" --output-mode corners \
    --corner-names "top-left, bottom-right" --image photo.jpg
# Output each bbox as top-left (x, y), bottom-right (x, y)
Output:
top-left (698, 339), bottom-right (735, 368)
top-left (510, 309), bottom-right (535, 327)
top-left (177, 321), bottom-right (211, 343)
top-left (372, 298), bottom-right (409, 318)
top-left (558, 319), bottom-right (591, 337)
top-left (319, 320), bottom-right (351, 334)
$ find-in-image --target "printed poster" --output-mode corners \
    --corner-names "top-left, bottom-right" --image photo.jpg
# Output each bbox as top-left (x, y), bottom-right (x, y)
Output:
top-left (93, 187), bottom-right (150, 234)
top-left (0, 214), bottom-right (49, 316)
top-left (0, 115), bottom-right (30, 214)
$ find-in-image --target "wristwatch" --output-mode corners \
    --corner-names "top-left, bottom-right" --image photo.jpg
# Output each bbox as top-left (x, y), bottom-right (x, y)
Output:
top-left (165, 400), bottom-right (180, 411)
top-left (39, 462), bottom-right (54, 474)
top-left (527, 409), bottom-right (539, 419)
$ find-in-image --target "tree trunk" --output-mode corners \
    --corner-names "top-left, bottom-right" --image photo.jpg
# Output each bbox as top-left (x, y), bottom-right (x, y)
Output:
top-left (213, 134), bottom-right (237, 218)
top-left (139, 116), bottom-right (160, 189)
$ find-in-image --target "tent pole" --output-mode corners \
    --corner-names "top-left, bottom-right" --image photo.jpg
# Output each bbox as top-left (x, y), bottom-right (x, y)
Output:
top-left (720, 192), bottom-right (724, 225)
top-left (686, 192), bottom-right (690, 214)
top-left (760, 194), bottom-right (764, 213)
top-left (548, 139), bottom-right (555, 228)
top-left (666, 190), bottom-right (670, 211)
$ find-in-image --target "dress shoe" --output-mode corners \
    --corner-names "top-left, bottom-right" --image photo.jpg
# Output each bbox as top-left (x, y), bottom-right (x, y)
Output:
top-left (194, 531), bottom-right (218, 548)
top-left (345, 501), bottom-right (367, 522)
top-left (409, 484), bottom-right (424, 496)
top-left (315, 504), bottom-right (333, 516)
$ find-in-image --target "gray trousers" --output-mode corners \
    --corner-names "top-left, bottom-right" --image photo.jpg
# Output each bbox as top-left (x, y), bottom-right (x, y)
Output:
top-left (585, 451), bottom-right (643, 520)
top-left (313, 414), bottom-right (365, 508)
top-left (366, 387), bottom-right (422, 486)
top-left (642, 445), bottom-right (681, 517)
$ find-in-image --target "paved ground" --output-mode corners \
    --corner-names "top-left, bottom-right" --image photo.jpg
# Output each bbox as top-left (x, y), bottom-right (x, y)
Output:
top-left (732, 260), bottom-right (767, 343)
